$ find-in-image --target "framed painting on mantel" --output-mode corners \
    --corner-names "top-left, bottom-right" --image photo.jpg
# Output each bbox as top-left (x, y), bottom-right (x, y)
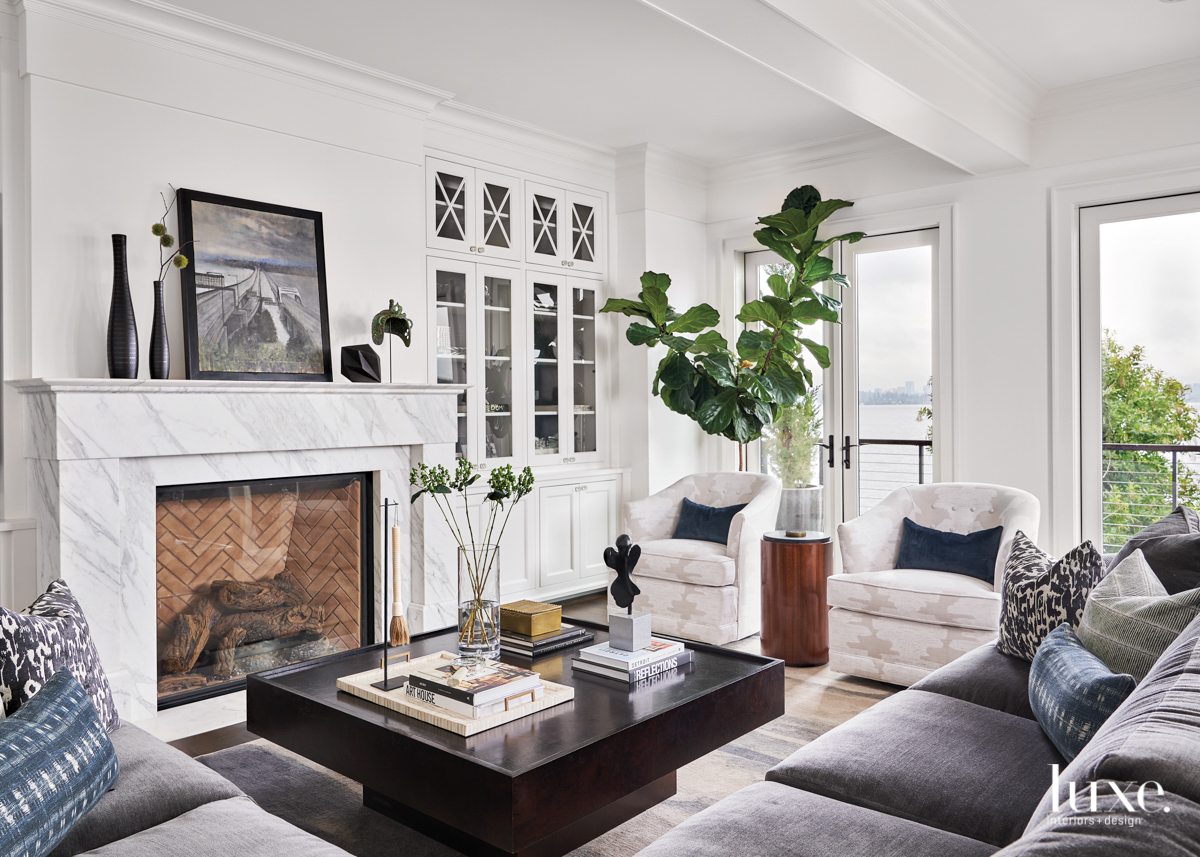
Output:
top-left (177, 189), bottom-right (333, 382)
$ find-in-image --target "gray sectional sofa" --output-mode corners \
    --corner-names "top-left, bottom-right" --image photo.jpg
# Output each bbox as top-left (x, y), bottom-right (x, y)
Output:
top-left (49, 722), bottom-right (350, 857)
top-left (638, 615), bottom-right (1200, 856)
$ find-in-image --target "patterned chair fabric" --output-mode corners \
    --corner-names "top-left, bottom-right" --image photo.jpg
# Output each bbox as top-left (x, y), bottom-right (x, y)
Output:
top-left (830, 483), bottom-right (1040, 686)
top-left (616, 472), bottom-right (781, 645)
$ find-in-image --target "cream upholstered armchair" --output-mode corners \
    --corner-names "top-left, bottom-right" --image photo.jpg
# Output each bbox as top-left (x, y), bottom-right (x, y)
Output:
top-left (830, 482), bottom-right (1040, 686)
top-left (614, 473), bottom-right (782, 645)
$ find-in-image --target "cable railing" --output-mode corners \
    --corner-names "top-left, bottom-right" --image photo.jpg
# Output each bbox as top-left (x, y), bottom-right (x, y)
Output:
top-left (859, 438), bottom-right (932, 515)
top-left (1102, 442), bottom-right (1200, 553)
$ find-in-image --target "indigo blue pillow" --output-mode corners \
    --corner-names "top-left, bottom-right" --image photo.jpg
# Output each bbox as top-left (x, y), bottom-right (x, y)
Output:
top-left (672, 497), bottom-right (748, 545)
top-left (0, 668), bottom-right (119, 857)
top-left (896, 517), bottom-right (1004, 583)
top-left (1029, 623), bottom-right (1136, 761)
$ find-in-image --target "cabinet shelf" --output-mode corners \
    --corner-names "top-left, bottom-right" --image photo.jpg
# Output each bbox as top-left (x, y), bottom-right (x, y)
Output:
top-left (485, 305), bottom-right (511, 313)
top-left (484, 356), bottom-right (511, 362)
top-left (532, 309), bottom-right (558, 317)
top-left (573, 314), bottom-right (594, 320)
top-left (438, 353), bottom-right (467, 360)
top-left (486, 411), bottom-right (512, 417)
top-left (533, 357), bottom-right (557, 364)
top-left (573, 359), bottom-right (594, 365)
top-left (436, 301), bottom-right (466, 308)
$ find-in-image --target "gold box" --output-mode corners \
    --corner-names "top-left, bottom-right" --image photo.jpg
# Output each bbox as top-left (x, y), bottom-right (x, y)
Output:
top-left (500, 600), bottom-right (562, 637)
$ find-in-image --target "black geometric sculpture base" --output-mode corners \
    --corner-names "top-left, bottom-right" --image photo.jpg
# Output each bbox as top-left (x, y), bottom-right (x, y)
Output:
top-left (341, 344), bottom-right (381, 383)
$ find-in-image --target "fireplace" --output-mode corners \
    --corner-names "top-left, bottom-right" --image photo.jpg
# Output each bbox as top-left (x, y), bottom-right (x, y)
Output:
top-left (155, 472), bottom-right (372, 706)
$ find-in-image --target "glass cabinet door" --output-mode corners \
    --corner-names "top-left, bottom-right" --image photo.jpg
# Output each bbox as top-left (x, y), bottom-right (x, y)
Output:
top-left (526, 182), bottom-right (564, 266)
top-left (482, 270), bottom-right (515, 461)
top-left (476, 171), bottom-right (520, 261)
top-left (566, 191), bottom-right (603, 274)
top-left (431, 259), bottom-right (472, 458)
top-left (572, 284), bottom-right (598, 455)
top-left (530, 275), bottom-right (562, 457)
top-left (427, 158), bottom-right (473, 253)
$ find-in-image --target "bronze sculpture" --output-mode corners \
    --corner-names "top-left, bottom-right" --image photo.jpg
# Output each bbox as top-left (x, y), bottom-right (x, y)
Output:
top-left (605, 534), bottom-right (641, 613)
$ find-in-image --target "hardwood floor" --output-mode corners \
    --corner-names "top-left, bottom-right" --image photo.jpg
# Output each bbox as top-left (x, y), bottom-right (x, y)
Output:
top-left (172, 588), bottom-right (764, 757)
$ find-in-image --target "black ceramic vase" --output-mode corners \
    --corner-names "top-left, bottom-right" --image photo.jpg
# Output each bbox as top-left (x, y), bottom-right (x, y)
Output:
top-left (106, 234), bottom-right (138, 379)
top-left (149, 280), bottom-right (169, 379)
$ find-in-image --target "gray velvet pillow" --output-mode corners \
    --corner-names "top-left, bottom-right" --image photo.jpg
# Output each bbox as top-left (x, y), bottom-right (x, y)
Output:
top-left (1112, 506), bottom-right (1200, 595)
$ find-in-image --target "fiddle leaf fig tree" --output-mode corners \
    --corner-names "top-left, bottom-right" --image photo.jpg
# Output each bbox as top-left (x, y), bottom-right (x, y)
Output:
top-left (600, 186), bottom-right (864, 451)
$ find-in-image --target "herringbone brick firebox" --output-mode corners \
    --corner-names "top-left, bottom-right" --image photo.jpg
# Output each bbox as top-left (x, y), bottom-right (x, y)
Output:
top-left (155, 473), bottom-right (369, 703)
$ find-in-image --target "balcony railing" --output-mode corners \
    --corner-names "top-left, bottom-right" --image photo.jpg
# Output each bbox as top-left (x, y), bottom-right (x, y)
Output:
top-left (1102, 442), bottom-right (1200, 553)
top-left (859, 438), bottom-right (932, 515)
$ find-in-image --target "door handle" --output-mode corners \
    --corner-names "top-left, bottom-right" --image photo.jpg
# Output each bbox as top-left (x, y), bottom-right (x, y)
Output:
top-left (819, 434), bottom-right (835, 468)
top-left (843, 435), bottom-right (857, 470)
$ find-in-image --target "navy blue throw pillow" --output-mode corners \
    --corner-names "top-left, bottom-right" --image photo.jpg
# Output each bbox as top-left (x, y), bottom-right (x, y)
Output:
top-left (895, 517), bottom-right (1004, 583)
top-left (0, 668), bottom-right (119, 857)
top-left (1029, 623), bottom-right (1136, 761)
top-left (672, 497), bottom-right (748, 545)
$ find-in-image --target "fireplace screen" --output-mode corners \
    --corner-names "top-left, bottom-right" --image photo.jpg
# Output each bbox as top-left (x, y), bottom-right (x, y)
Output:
top-left (156, 473), bottom-right (370, 705)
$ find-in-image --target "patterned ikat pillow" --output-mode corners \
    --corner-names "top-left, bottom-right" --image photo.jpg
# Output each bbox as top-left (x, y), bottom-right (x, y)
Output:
top-left (997, 532), bottom-right (1106, 662)
top-left (0, 580), bottom-right (120, 731)
top-left (0, 667), bottom-right (119, 857)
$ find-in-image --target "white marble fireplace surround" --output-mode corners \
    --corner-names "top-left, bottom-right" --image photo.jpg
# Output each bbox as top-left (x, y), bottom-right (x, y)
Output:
top-left (11, 379), bottom-right (463, 722)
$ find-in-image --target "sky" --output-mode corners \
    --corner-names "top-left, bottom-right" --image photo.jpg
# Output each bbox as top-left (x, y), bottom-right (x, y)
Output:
top-left (1101, 210), bottom-right (1200, 398)
top-left (855, 244), bottom-right (933, 392)
top-left (191, 200), bottom-right (318, 269)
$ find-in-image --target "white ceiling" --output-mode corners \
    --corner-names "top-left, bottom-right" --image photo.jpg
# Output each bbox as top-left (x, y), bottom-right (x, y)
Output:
top-left (161, 0), bottom-right (1200, 170)
top-left (163, 0), bottom-right (876, 165)
top-left (941, 0), bottom-right (1200, 90)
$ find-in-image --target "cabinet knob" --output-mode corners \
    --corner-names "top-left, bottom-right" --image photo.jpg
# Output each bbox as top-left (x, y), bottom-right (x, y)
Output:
top-left (476, 247), bottom-right (485, 254)
top-left (469, 246), bottom-right (477, 252)
top-left (561, 260), bottom-right (568, 267)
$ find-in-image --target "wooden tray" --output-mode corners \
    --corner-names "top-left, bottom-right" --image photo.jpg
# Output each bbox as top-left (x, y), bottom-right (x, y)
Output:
top-left (336, 651), bottom-right (574, 737)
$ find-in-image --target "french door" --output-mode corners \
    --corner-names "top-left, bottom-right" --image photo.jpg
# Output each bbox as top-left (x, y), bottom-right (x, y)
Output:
top-left (746, 227), bottom-right (940, 533)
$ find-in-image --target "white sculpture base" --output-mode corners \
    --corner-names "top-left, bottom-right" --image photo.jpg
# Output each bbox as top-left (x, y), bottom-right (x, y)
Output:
top-left (609, 611), bottom-right (652, 651)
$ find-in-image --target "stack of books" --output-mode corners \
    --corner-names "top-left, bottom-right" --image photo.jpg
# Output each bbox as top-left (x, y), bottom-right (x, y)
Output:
top-left (404, 659), bottom-right (543, 719)
top-left (500, 622), bottom-right (595, 658)
top-left (571, 638), bottom-right (694, 683)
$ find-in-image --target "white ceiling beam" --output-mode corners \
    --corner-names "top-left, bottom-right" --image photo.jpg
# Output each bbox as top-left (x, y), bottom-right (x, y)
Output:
top-left (638, 0), bottom-right (1034, 175)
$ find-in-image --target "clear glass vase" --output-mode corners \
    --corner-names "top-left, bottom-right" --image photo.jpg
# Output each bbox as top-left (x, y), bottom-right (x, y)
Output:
top-left (457, 544), bottom-right (501, 664)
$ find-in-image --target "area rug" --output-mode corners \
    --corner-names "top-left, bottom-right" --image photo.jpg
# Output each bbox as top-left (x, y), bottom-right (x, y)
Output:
top-left (198, 665), bottom-right (894, 857)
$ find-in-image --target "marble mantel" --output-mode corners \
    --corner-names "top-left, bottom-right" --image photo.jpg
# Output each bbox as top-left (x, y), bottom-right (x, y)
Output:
top-left (11, 378), bottom-right (462, 721)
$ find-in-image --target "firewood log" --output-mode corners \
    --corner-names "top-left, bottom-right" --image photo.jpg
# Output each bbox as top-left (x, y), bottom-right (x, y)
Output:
top-left (213, 627), bottom-right (247, 678)
top-left (162, 599), bottom-right (219, 674)
top-left (209, 572), bottom-right (302, 612)
top-left (212, 604), bottom-right (324, 645)
top-left (157, 673), bottom-right (208, 695)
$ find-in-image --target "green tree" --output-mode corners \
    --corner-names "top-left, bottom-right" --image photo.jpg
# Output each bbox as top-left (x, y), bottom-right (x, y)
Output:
top-left (1101, 332), bottom-right (1200, 551)
top-left (762, 387), bottom-right (822, 489)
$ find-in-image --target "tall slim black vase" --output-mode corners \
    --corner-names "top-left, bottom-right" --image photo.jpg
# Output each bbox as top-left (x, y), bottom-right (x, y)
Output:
top-left (107, 234), bottom-right (138, 379)
top-left (149, 280), bottom-right (169, 379)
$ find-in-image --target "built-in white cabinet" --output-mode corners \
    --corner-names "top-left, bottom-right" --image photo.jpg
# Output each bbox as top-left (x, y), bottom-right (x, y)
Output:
top-left (426, 157), bottom-right (522, 261)
top-left (429, 257), bottom-right (522, 463)
top-left (427, 150), bottom-right (616, 604)
top-left (536, 476), bottom-right (618, 592)
top-left (528, 272), bottom-right (603, 465)
top-left (526, 181), bottom-right (604, 274)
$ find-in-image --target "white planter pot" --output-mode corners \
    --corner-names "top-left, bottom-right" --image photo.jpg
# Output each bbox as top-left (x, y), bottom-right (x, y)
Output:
top-left (776, 485), bottom-right (823, 532)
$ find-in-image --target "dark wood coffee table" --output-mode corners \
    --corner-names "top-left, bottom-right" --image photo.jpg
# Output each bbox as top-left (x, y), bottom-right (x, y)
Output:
top-left (246, 619), bottom-right (783, 857)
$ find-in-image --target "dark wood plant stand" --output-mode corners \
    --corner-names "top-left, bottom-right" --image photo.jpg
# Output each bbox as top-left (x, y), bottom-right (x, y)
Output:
top-left (761, 531), bottom-right (834, 666)
top-left (246, 619), bottom-right (783, 857)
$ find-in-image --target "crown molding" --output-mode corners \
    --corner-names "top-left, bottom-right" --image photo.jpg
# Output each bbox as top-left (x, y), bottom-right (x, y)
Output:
top-left (1036, 56), bottom-right (1200, 121)
top-left (864, 0), bottom-right (1042, 116)
top-left (615, 143), bottom-right (709, 188)
top-left (427, 101), bottom-right (616, 177)
top-left (708, 130), bottom-right (908, 186)
top-left (17, 0), bottom-right (452, 118)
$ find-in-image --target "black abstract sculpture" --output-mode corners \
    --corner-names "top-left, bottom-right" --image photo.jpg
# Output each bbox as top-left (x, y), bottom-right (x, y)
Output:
top-left (605, 534), bottom-right (641, 613)
top-left (341, 344), bottom-right (382, 383)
